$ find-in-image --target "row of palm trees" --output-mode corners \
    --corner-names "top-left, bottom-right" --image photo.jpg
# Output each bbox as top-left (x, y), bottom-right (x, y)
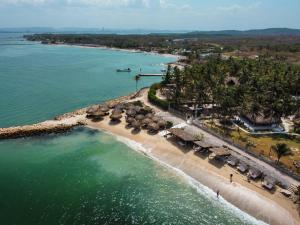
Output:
top-left (162, 57), bottom-right (300, 124)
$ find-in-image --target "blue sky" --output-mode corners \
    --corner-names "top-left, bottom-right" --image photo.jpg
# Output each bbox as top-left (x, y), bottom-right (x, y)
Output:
top-left (0, 0), bottom-right (299, 30)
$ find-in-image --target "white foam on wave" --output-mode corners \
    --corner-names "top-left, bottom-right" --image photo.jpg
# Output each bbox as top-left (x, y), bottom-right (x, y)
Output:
top-left (94, 128), bottom-right (268, 225)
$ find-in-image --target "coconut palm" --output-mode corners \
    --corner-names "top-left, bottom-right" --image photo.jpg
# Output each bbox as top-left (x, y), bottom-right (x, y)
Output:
top-left (134, 75), bottom-right (141, 92)
top-left (271, 143), bottom-right (292, 164)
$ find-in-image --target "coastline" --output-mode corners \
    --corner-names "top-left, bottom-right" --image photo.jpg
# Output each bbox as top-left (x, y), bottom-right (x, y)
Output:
top-left (1, 87), bottom-right (300, 224)
top-left (42, 42), bottom-right (183, 61)
top-left (86, 116), bottom-right (300, 225)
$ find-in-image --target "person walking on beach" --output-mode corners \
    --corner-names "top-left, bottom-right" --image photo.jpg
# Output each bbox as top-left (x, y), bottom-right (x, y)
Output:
top-left (216, 190), bottom-right (220, 198)
top-left (230, 174), bottom-right (233, 183)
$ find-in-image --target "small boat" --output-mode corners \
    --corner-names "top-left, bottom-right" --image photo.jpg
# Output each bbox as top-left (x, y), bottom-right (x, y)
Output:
top-left (116, 68), bottom-right (131, 72)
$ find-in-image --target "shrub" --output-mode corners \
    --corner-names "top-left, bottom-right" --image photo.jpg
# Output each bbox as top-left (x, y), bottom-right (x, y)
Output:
top-left (166, 121), bottom-right (173, 129)
top-left (148, 83), bottom-right (169, 110)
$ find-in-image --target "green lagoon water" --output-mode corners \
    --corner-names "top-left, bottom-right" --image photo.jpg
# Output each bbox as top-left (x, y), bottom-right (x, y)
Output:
top-left (0, 34), bottom-right (261, 225)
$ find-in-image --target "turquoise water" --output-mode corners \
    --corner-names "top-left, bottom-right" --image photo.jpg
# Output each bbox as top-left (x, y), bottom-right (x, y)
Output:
top-left (0, 33), bottom-right (171, 128)
top-left (0, 33), bottom-right (259, 225)
top-left (0, 128), bottom-right (256, 225)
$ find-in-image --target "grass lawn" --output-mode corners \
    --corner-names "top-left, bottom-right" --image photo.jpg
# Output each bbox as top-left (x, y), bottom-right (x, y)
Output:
top-left (204, 121), bottom-right (300, 174)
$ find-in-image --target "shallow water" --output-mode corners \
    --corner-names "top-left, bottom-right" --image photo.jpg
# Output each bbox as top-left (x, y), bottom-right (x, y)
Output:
top-left (0, 33), bottom-right (171, 127)
top-left (0, 128), bottom-right (259, 225)
top-left (0, 33), bottom-right (262, 225)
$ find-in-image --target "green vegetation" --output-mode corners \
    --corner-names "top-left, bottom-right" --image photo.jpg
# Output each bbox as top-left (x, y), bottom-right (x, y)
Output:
top-left (163, 57), bottom-right (300, 123)
top-left (270, 143), bottom-right (292, 164)
top-left (24, 33), bottom-right (300, 65)
top-left (148, 83), bottom-right (169, 110)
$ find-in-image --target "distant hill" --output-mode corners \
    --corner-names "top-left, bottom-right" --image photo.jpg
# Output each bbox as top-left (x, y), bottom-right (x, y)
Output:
top-left (178, 28), bottom-right (300, 38)
top-left (1, 27), bottom-right (300, 37)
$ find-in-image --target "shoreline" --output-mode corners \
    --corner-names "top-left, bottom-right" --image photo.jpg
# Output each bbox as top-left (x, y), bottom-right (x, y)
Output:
top-left (86, 116), bottom-right (300, 225)
top-left (40, 42), bottom-right (183, 61)
top-left (1, 83), bottom-right (300, 224)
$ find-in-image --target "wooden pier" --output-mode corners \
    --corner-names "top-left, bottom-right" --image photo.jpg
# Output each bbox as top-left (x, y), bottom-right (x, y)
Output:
top-left (137, 73), bottom-right (164, 77)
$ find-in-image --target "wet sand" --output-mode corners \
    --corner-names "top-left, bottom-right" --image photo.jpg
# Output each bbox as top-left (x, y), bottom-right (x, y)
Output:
top-left (86, 116), bottom-right (300, 225)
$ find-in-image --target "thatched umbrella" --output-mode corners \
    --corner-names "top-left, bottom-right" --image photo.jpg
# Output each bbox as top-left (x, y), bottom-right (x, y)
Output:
top-left (86, 105), bottom-right (100, 115)
top-left (115, 103), bottom-right (125, 112)
top-left (145, 113), bottom-right (154, 119)
top-left (148, 122), bottom-right (160, 131)
top-left (134, 106), bottom-right (142, 113)
top-left (126, 117), bottom-right (135, 124)
top-left (100, 105), bottom-right (110, 113)
top-left (135, 114), bottom-right (145, 121)
top-left (126, 109), bottom-right (136, 117)
top-left (142, 118), bottom-right (152, 125)
top-left (152, 116), bottom-right (160, 123)
top-left (110, 113), bottom-right (122, 121)
top-left (132, 120), bottom-right (141, 129)
top-left (158, 120), bottom-right (167, 129)
top-left (112, 109), bottom-right (123, 115)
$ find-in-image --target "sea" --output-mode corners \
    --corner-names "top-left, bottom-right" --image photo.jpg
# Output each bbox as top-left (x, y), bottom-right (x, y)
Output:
top-left (0, 33), bottom-right (263, 225)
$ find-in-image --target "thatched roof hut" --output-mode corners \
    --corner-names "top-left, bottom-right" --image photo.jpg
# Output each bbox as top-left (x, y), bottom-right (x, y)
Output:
top-left (168, 128), bottom-right (197, 142)
top-left (237, 161), bottom-right (248, 173)
top-left (262, 176), bottom-right (276, 190)
top-left (226, 156), bottom-right (239, 166)
top-left (209, 147), bottom-right (231, 159)
top-left (249, 168), bottom-right (262, 179)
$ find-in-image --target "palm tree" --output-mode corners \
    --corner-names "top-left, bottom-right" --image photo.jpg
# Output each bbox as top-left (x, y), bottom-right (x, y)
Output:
top-left (271, 143), bottom-right (292, 164)
top-left (134, 75), bottom-right (141, 92)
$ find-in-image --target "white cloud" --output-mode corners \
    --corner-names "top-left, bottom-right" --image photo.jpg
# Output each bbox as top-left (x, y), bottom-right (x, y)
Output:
top-left (217, 2), bottom-right (261, 12)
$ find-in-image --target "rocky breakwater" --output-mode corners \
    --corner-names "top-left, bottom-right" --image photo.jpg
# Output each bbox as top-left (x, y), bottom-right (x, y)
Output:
top-left (0, 113), bottom-right (87, 140)
top-left (0, 90), bottom-right (140, 140)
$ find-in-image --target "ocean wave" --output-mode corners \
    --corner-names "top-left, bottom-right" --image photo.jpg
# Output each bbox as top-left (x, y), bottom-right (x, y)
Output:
top-left (98, 129), bottom-right (267, 225)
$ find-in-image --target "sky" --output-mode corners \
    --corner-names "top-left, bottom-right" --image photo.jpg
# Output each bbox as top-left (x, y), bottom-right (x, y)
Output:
top-left (0, 0), bottom-right (299, 30)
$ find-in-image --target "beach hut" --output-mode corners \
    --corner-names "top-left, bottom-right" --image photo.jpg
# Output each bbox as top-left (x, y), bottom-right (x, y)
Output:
top-left (193, 141), bottom-right (213, 152)
top-left (248, 168), bottom-right (262, 180)
top-left (227, 156), bottom-right (239, 167)
top-left (168, 128), bottom-right (197, 146)
top-left (262, 176), bottom-right (276, 190)
top-left (237, 161), bottom-right (248, 173)
top-left (209, 147), bottom-right (231, 160)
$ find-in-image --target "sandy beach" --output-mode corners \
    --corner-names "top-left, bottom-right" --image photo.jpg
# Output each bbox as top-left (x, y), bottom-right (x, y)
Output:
top-left (86, 114), bottom-right (300, 225)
